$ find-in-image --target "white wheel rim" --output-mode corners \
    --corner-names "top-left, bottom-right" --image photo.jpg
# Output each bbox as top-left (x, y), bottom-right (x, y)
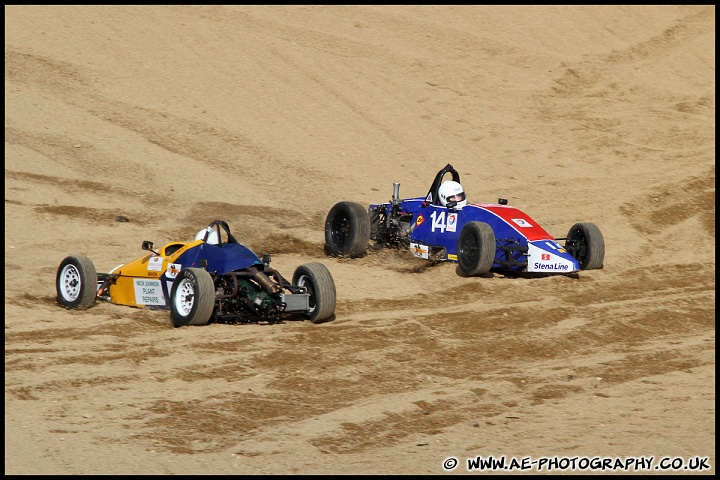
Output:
top-left (174, 278), bottom-right (194, 316)
top-left (60, 264), bottom-right (82, 301)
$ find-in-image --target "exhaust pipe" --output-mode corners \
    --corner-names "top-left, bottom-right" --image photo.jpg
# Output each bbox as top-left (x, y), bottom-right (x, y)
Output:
top-left (249, 267), bottom-right (281, 295)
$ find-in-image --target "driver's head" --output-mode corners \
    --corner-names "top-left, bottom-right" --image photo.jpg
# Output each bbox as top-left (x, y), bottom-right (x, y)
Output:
top-left (438, 180), bottom-right (467, 208)
top-left (195, 227), bottom-right (220, 245)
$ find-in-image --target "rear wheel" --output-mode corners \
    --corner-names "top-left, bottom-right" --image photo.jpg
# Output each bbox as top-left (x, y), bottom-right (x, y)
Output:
top-left (565, 222), bottom-right (605, 270)
top-left (170, 268), bottom-right (216, 327)
top-left (325, 201), bottom-right (371, 258)
top-left (457, 221), bottom-right (496, 276)
top-left (56, 255), bottom-right (97, 309)
top-left (293, 262), bottom-right (336, 323)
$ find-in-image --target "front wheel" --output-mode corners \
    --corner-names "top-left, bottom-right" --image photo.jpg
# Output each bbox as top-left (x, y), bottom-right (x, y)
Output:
top-left (565, 222), bottom-right (605, 270)
top-left (457, 221), bottom-right (496, 276)
top-left (56, 255), bottom-right (97, 309)
top-left (170, 268), bottom-right (216, 327)
top-left (325, 201), bottom-right (371, 258)
top-left (292, 262), bottom-right (336, 323)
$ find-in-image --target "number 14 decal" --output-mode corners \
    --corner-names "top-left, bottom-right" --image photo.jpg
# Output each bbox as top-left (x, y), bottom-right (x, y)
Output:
top-left (430, 211), bottom-right (458, 233)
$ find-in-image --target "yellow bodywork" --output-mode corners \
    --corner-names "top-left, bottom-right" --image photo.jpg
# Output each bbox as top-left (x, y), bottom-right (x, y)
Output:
top-left (108, 240), bottom-right (202, 307)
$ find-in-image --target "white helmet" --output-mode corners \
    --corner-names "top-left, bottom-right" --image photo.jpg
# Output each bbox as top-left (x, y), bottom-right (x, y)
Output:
top-left (438, 180), bottom-right (467, 208)
top-left (195, 227), bottom-right (220, 245)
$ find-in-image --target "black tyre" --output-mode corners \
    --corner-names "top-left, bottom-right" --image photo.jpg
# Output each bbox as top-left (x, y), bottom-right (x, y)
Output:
top-left (325, 201), bottom-right (371, 258)
top-left (56, 255), bottom-right (97, 309)
top-left (292, 262), bottom-right (336, 323)
top-left (565, 222), bottom-right (605, 270)
top-left (457, 221), bottom-right (496, 276)
top-left (170, 268), bottom-right (216, 327)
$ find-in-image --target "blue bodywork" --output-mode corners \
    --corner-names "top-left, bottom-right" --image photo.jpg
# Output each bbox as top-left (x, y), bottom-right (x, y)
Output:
top-left (175, 242), bottom-right (264, 275)
top-left (370, 197), bottom-right (580, 274)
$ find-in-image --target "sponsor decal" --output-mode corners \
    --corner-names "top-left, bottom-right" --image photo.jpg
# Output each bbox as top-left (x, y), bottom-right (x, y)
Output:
top-left (410, 242), bottom-right (429, 259)
top-left (431, 210), bottom-right (455, 233)
top-left (512, 218), bottom-right (532, 228)
top-left (533, 262), bottom-right (570, 271)
top-left (416, 214), bottom-right (424, 226)
top-left (133, 278), bottom-right (165, 305)
top-left (166, 263), bottom-right (182, 279)
top-left (426, 193), bottom-right (433, 202)
top-left (447, 213), bottom-right (458, 232)
top-left (148, 256), bottom-right (163, 271)
top-left (448, 254), bottom-right (458, 261)
top-left (527, 242), bottom-right (576, 273)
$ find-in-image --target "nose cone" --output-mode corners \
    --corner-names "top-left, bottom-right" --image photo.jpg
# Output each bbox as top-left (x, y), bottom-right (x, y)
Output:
top-left (526, 241), bottom-right (579, 273)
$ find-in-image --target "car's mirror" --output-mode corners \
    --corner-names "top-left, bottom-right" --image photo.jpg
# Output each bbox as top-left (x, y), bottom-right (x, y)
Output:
top-left (498, 198), bottom-right (508, 205)
top-left (142, 240), bottom-right (154, 251)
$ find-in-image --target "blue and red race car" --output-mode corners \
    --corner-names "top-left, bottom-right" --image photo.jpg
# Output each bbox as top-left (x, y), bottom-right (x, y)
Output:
top-left (324, 164), bottom-right (604, 276)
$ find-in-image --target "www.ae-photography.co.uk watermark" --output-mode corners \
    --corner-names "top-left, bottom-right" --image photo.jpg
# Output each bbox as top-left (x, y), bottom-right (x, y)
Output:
top-left (442, 455), bottom-right (712, 473)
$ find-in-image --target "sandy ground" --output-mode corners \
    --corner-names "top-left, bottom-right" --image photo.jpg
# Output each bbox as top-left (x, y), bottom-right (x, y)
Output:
top-left (4, 5), bottom-right (715, 475)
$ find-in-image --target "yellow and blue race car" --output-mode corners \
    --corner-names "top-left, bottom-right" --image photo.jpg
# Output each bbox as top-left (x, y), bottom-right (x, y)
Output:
top-left (56, 220), bottom-right (336, 326)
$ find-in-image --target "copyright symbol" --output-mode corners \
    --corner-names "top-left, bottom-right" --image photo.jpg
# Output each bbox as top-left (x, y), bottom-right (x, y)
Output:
top-left (443, 457), bottom-right (458, 470)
